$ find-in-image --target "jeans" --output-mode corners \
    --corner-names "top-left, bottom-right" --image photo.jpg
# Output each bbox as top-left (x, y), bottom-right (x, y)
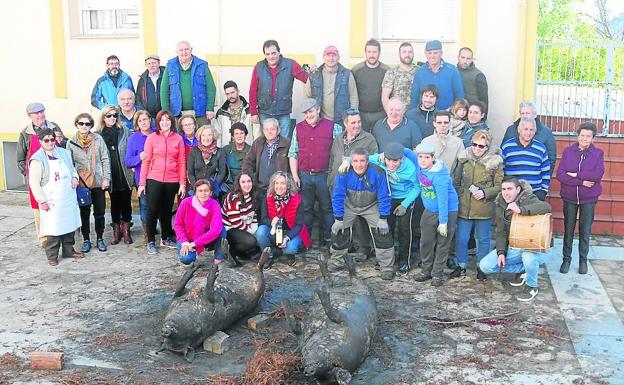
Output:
top-left (563, 201), bottom-right (595, 260)
top-left (255, 224), bottom-right (302, 256)
top-left (456, 218), bottom-right (492, 268)
top-left (479, 247), bottom-right (550, 288)
top-left (259, 113), bottom-right (292, 138)
top-left (176, 227), bottom-right (226, 265)
top-left (299, 172), bottom-right (333, 243)
top-left (138, 189), bottom-right (149, 225)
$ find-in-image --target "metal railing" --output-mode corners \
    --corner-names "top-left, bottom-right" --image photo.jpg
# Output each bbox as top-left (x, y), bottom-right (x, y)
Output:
top-left (535, 40), bottom-right (624, 136)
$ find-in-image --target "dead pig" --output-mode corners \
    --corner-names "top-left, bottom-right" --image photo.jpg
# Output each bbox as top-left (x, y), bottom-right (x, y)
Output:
top-left (159, 245), bottom-right (270, 362)
top-left (283, 254), bottom-right (378, 384)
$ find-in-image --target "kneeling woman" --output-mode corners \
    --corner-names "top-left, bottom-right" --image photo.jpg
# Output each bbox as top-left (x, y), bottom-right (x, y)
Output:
top-left (221, 173), bottom-right (261, 265)
top-left (256, 171), bottom-right (310, 267)
top-left (173, 179), bottom-right (224, 265)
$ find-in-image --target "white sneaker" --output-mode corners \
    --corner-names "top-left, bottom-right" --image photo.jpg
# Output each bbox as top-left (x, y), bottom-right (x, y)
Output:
top-left (509, 272), bottom-right (527, 287)
top-left (516, 285), bottom-right (539, 302)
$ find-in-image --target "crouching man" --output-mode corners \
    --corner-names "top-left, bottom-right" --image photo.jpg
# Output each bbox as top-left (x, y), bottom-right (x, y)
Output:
top-left (479, 176), bottom-right (552, 302)
top-left (331, 147), bottom-right (395, 280)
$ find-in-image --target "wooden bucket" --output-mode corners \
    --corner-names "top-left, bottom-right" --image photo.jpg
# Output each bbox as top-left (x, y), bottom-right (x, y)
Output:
top-left (508, 213), bottom-right (553, 252)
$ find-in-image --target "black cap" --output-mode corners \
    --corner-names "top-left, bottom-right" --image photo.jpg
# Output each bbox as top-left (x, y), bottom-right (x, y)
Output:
top-left (384, 142), bottom-right (404, 160)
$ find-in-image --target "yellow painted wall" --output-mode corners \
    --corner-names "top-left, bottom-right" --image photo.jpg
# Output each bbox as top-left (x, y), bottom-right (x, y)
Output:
top-left (0, 0), bottom-right (536, 190)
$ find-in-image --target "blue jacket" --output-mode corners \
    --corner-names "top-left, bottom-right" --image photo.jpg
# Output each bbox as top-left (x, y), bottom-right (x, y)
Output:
top-left (309, 63), bottom-right (351, 122)
top-left (90, 70), bottom-right (134, 109)
top-left (368, 153), bottom-right (420, 208)
top-left (460, 121), bottom-right (489, 147)
top-left (256, 57), bottom-right (295, 115)
top-left (165, 55), bottom-right (211, 116)
top-left (410, 60), bottom-right (464, 110)
top-left (332, 163), bottom-right (391, 220)
top-left (404, 149), bottom-right (458, 224)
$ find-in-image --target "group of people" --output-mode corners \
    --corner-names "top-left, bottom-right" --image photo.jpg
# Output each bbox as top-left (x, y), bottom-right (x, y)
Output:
top-left (18, 38), bottom-right (604, 303)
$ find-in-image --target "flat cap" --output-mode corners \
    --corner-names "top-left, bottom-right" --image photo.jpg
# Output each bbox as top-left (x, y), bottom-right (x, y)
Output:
top-left (26, 102), bottom-right (45, 114)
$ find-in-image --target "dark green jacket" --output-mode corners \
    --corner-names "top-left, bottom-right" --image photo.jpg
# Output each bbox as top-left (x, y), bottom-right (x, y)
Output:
top-left (494, 180), bottom-right (551, 256)
top-left (453, 146), bottom-right (503, 220)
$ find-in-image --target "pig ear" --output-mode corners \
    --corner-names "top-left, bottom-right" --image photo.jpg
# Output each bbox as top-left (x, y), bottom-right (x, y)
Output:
top-left (316, 287), bottom-right (344, 324)
top-left (281, 299), bottom-right (302, 335)
top-left (203, 264), bottom-right (218, 303)
top-left (174, 263), bottom-right (199, 298)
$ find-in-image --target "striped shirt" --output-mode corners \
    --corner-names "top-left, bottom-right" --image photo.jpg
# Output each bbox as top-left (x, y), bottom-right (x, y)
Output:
top-left (221, 192), bottom-right (257, 231)
top-left (502, 138), bottom-right (551, 192)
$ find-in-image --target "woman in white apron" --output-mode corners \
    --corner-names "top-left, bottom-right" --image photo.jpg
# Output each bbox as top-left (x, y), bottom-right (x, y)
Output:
top-left (28, 128), bottom-right (83, 266)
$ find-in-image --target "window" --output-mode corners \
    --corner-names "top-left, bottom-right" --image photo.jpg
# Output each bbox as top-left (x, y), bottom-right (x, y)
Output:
top-left (79, 0), bottom-right (139, 36)
top-left (378, 0), bottom-right (460, 41)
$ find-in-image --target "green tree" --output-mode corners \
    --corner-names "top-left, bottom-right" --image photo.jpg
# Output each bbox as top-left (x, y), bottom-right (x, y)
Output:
top-left (538, 0), bottom-right (598, 40)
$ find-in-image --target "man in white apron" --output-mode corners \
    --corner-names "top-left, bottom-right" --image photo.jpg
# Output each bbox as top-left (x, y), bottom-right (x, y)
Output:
top-left (28, 129), bottom-right (83, 266)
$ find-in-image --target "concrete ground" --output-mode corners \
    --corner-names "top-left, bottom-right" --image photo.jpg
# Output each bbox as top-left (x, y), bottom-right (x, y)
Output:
top-left (0, 191), bottom-right (622, 385)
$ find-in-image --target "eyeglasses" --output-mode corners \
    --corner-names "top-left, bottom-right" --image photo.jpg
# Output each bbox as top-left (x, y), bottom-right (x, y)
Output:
top-left (105, 113), bottom-right (118, 119)
top-left (76, 121), bottom-right (93, 127)
top-left (42, 138), bottom-right (55, 143)
top-left (435, 120), bottom-right (450, 125)
top-left (471, 142), bottom-right (488, 149)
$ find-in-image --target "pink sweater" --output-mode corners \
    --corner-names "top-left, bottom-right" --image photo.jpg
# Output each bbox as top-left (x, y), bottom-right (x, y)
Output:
top-left (139, 131), bottom-right (187, 186)
top-left (173, 196), bottom-right (223, 254)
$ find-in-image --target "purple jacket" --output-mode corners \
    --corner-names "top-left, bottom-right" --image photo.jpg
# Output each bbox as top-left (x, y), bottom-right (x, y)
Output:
top-left (125, 131), bottom-right (150, 187)
top-left (556, 143), bottom-right (604, 204)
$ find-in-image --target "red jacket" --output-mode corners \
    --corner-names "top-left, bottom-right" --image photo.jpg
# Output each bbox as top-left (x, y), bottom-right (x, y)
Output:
top-left (266, 193), bottom-right (311, 249)
top-left (140, 131), bottom-right (187, 185)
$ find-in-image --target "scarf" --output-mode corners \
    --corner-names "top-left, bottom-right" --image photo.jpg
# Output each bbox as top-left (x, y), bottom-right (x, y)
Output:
top-left (198, 140), bottom-right (217, 161)
top-left (342, 132), bottom-right (360, 153)
top-left (273, 192), bottom-right (290, 215)
top-left (192, 195), bottom-right (209, 217)
top-left (77, 132), bottom-right (95, 149)
top-left (265, 138), bottom-right (280, 160)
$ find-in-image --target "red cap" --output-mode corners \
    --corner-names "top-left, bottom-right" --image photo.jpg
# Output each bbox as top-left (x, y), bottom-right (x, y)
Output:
top-left (323, 45), bottom-right (339, 55)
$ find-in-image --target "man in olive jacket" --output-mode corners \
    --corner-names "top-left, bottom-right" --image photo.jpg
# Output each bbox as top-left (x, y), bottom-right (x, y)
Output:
top-left (479, 177), bottom-right (551, 302)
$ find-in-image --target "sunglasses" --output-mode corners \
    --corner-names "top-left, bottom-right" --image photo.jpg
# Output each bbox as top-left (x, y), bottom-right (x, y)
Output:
top-left (77, 121), bottom-right (93, 127)
top-left (105, 113), bottom-right (118, 119)
top-left (42, 138), bottom-right (55, 143)
top-left (472, 142), bottom-right (488, 149)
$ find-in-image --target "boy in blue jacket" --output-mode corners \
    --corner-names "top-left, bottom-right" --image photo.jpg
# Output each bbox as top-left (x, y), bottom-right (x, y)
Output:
top-left (332, 147), bottom-right (395, 280)
top-left (411, 142), bottom-right (459, 286)
top-left (368, 142), bottom-right (420, 275)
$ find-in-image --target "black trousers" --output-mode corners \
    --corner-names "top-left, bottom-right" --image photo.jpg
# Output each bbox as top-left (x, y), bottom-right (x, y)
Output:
top-left (146, 179), bottom-right (179, 242)
top-left (387, 199), bottom-right (414, 266)
top-left (109, 189), bottom-right (132, 223)
top-left (563, 201), bottom-right (596, 260)
top-left (80, 187), bottom-right (106, 240)
top-left (227, 228), bottom-right (260, 259)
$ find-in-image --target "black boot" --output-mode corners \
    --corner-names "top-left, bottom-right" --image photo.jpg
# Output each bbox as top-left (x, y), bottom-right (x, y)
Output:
top-left (579, 258), bottom-right (588, 275)
top-left (560, 257), bottom-right (571, 274)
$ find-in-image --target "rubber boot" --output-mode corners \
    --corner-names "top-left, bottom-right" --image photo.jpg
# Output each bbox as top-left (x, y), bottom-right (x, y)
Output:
top-left (560, 257), bottom-right (571, 274)
top-left (111, 222), bottom-right (122, 245)
top-left (578, 257), bottom-right (588, 275)
top-left (121, 221), bottom-right (133, 244)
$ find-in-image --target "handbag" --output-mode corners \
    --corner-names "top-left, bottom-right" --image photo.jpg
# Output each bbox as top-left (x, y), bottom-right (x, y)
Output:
top-left (76, 186), bottom-right (92, 207)
top-left (74, 140), bottom-right (98, 189)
